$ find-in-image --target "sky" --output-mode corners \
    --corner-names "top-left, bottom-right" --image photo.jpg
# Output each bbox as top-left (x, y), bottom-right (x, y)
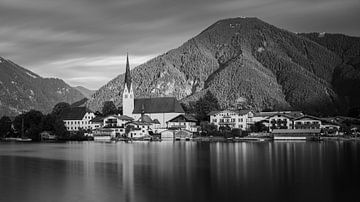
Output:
top-left (0, 0), bottom-right (359, 90)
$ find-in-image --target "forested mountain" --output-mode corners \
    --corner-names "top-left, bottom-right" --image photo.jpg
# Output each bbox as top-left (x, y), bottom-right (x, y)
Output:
top-left (83, 17), bottom-right (357, 116)
top-left (0, 57), bottom-right (85, 117)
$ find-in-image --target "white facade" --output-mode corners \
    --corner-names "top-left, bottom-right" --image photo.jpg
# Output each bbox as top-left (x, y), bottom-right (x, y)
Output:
top-left (126, 122), bottom-right (151, 139)
top-left (64, 112), bottom-right (96, 131)
top-left (268, 115), bottom-right (293, 131)
top-left (133, 112), bottom-right (182, 129)
top-left (209, 110), bottom-right (253, 130)
top-left (123, 84), bottom-right (134, 117)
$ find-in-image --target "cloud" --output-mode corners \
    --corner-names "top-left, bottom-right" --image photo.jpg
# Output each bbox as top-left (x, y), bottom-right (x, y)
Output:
top-left (0, 0), bottom-right (359, 89)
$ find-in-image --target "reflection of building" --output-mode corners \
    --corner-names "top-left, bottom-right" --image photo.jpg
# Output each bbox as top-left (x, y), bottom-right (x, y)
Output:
top-left (122, 54), bottom-right (185, 128)
top-left (208, 109), bottom-right (253, 130)
top-left (62, 107), bottom-right (96, 131)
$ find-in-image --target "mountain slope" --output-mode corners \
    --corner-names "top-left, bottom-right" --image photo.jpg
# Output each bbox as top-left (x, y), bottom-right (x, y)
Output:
top-left (300, 33), bottom-right (360, 111)
top-left (87, 17), bottom-right (351, 116)
top-left (0, 57), bottom-right (85, 117)
top-left (74, 86), bottom-right (96, 98)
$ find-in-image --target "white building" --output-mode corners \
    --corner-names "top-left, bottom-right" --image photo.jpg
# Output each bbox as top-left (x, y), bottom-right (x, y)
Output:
top-left (208, 109), bottom-right (254, 130)
top-left (62, 107), bottom-right (97, 132)
top-left (167, 114), bottom-right (198, 132)
top-left (122, 54), bottom-right (185, 128)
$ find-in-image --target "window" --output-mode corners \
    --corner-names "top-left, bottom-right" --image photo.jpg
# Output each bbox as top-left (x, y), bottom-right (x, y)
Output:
top-left (239, 118), bottom-right (243, 122)
top-left (231, 119), bottom-right (235, 122)
top-left (125, 94), bottom-right (128, 98)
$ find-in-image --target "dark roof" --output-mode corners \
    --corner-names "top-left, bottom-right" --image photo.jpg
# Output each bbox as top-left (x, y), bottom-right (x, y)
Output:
top-left (61, 107), bottom-right (92, 120)
top-left (152, 119), bottom-right (160, 124)
top-left (208, 109), bottom-right (252, 116)
top-left (268, 112), bottom-right (303, 119)
top-left (254, 111), bottom-right (303, 118)
top-left (294, 115), bottom-right (322, 121)
top-left (133, 97), bottom-right (185, 114)
top-left (124, 54), bottom-right (131, 91)
top-left (105, 115), bottom-right (134, 121)
top-left (138, 114), bottom-right (153, 123)
top-left (90, 116), bottom-right (104, 123)
top-left (167, 114), bottom-right (198, 123)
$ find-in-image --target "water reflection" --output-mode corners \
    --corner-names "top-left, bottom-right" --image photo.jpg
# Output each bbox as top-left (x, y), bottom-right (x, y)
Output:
top-left (0, 141), bottom-right (359, 202)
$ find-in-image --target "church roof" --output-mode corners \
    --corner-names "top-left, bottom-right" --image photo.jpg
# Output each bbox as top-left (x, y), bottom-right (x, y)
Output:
top-left (124, 53), bottom-right (132, 91)
top-left (133, 97), bottom-right (185, 114)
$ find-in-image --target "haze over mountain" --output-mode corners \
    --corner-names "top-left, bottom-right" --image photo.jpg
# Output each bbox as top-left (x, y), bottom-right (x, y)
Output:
top-left (74, 86), bottom-right (96, 99)
top-left (87, 17), bottom-right (360, 116)
top-left (0, 57), bottom-right (85, 117)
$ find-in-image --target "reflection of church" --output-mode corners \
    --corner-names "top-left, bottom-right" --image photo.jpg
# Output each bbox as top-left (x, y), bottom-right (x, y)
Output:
top-left (122, 54), bottom-right (185, 128)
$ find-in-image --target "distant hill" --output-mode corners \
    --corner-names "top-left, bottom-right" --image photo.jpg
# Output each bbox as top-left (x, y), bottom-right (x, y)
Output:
top-left (0, 57), bottom-right (85, 117)
top-left (74, 86), bottom-right (96, 98)
top-left (86, 17), bottom-right (358, 116)
top-left (71, 98), bottom-right (88, 108)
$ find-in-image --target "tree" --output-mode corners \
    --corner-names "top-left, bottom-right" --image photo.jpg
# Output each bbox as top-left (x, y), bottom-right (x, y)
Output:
top-left (13, 110), bottom-right (44, 141)
top-left (200, 121), bottom-right (218, 136)
top-left (42, 114), bottom-right (68, 138)
top-left (102, 101), bottom-right (118, 116)
top-left (185, 91), bottom-right (221, 122)
top-left (52, 102), bottom-right (71, 117)
top-left (250, 122), bottom-right (268, 132)
top-left (0, 116), bottom-right (12, 138)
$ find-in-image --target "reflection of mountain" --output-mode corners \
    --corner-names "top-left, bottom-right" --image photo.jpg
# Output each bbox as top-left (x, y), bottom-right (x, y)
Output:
top-left (88, 17), bottom-right (360, 116)
top-left (0, 57), bottom-right (85, 117)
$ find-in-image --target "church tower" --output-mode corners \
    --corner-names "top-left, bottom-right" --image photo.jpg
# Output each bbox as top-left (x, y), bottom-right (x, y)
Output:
top-left (122, 53), bottom-right (134, 117)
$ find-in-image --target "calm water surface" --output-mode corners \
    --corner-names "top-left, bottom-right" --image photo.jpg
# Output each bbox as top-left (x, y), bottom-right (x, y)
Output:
top-left (0, 141), bottom-right (359, 202)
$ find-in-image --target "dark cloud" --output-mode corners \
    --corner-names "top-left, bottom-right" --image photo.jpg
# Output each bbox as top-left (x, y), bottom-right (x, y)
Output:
top-left (0, 0), bottom-right (359, 89)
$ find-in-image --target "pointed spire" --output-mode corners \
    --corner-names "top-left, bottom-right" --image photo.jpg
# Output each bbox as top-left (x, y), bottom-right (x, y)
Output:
top-left (124, 53), bottom-right (132, 91)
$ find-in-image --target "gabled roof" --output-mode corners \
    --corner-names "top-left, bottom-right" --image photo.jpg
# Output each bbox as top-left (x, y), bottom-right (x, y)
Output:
top-left (133, 97), bottom-right (185, 114)
top-left (268, 112), bottom-right (303, 120)
top-left (152, 119), bottom-right (160, 124)
top-left (61, 107), bottom-right (92, 120)
top-left (254, 111), bottom-right (303, 118)
top-left (138, 114), bottom-right (153, 123)
top-left (90, 116), bottom-right (104, 123)
top-left (167, 114), bottom-right (198, 123)
top-left (208, 109), bottom-right (252, 116)
top-left (105, 114), bottom-right (134, 121)
top-left (294, 115), bottom-right (322, 121)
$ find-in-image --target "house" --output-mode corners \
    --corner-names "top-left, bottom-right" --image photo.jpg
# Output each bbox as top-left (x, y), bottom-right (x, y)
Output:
top-left (208, 109), bottom-right (253, 130)
top-left (252, 111), bottom-right (304, 127)
top-left (40, 131), bottom-right (56, 141)
top-left (160, 130), bottom-right (175, 141)
top-left (293, 115), bottom-right (322, 129)
top-left (93, 114), bottom-right (133, 141)
top-left (89, 116), bottom-right (104, 130)
top-left (121, 54), bottom-right (185, 128)
top-left (167, 114), bottom-right (198, 132)
top-left (62, 107), bottom-right (97, 132)
top-left (160, 129), bottom-right (193, 141)
top-left (268, 112), bottom-right (303, 132)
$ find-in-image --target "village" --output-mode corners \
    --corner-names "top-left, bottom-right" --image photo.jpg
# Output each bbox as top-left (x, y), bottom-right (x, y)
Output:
top-left (59, 56), bottom-right (360, 142)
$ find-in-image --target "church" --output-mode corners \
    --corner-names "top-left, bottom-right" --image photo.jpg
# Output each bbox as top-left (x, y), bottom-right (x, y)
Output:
top-left (121, 54), bottom-right (185, 128)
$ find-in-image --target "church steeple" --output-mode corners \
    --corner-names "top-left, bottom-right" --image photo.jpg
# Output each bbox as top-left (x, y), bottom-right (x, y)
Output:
top-left (122, 53), bottom-right (134, 117)
top-left (124, 53), bottom-right (132, 91)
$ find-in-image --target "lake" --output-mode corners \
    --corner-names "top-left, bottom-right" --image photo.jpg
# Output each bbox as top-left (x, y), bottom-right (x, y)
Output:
top-left (0, 141), bottom-right (359, 202)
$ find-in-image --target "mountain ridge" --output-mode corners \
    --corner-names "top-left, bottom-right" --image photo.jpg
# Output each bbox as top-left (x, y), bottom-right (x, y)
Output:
top-left (0, 57), bottom-right (85, 117)
top-left (87, 17), bottom-right (358, 116)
